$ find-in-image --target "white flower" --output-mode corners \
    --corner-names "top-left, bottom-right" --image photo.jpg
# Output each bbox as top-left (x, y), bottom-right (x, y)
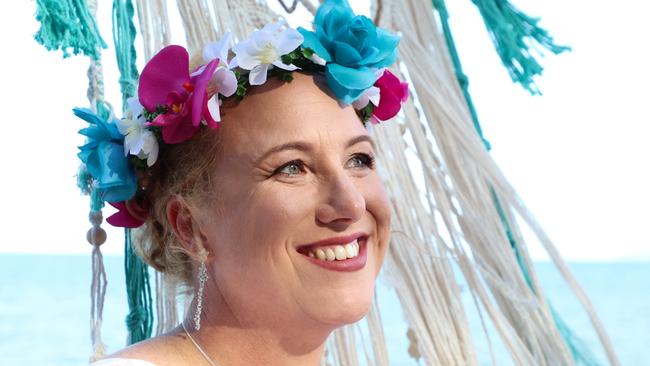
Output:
top-left (116, 97), bottom-right (159, 167)
top-left (137, 130), bottom-right (159, 167)
top-left (196, 33), bottom-right (239, 122)
top-left (202, 32), bottom-right (238, 97)
top-left (352, 86), bottom-right (381, 110)
top-left (232, 21), bottom-right (304, 85)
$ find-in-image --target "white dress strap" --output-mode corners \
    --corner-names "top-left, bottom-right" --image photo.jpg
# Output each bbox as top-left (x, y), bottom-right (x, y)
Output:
top-left (90, 358), bottom-right (157, 366)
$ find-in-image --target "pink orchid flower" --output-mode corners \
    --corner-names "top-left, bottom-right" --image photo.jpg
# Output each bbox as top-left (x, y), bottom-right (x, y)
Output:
top-left (371, 69), bottom-right (409, 124)
top-left (138, 45), bottom-right (220, 144)
top-left (106, 202), bottom-right (145, 228)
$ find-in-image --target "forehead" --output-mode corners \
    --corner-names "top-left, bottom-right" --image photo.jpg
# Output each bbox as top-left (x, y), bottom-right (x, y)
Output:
top-left (217, 73), bottom-right (369, 158)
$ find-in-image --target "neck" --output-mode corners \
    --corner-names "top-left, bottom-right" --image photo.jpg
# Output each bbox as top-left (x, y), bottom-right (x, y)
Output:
top-left (182, 295), bottom-right (333, 366)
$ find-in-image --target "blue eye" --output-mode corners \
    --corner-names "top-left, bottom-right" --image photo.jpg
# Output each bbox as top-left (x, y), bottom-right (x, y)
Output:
top-left (274, 160), bottom-right (304, 176)
top-left (346, 153), bottom-right (376, 169)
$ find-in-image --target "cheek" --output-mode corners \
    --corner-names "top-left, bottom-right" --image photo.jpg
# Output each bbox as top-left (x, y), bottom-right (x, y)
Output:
top-left (231, 184), bottom-right (316, 244)
top-left (364, 177), bottom-right (391, 269)
top-left (201, 181), bottom-right (322, 321)
top-left (205, 180), bottom-right (315, 276)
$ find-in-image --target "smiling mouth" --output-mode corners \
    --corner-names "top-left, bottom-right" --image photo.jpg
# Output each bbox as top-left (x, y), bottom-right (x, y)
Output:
top-left (296, 234), bottom-right (369, 272)
top-left (301, 240), bottom-right (360, 261)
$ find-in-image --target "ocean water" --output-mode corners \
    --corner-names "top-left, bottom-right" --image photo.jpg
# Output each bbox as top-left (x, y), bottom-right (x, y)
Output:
top-left (0, 254), bottom-right (647, 365)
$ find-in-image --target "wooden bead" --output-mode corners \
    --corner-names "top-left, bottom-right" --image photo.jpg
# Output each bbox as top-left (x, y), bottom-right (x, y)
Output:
top-left (87, 226), bottom-right (107, 246)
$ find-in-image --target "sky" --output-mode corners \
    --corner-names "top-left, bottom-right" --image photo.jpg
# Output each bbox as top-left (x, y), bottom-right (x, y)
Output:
top-left (0, 0), bottom-right (648, 261)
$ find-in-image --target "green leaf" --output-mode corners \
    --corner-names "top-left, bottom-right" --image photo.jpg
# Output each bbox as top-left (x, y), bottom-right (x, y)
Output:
top-left (302, 47), bottom-right (314, 58)
top-left (281, 54), bottom-right (293, 65)
top-left (142, 104), bottom-right (168, 122)
top-left (236, 84), bottom-right (247, 97)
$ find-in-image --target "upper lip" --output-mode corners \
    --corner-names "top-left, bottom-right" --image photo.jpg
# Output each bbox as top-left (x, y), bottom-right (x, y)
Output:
top-left (296, 232), bottom-right (368, 251)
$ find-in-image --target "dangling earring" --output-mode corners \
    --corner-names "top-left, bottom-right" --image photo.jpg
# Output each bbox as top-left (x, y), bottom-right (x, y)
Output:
top-left (194, 249), bottom-right (209, 331)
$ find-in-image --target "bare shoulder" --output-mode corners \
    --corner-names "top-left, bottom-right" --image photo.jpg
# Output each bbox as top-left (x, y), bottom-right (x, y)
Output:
top-left (107, 329), bottom-right (194, 366)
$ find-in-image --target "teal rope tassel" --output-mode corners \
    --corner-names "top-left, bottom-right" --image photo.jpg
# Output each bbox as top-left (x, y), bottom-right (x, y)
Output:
top-left (432, 0), bottom-right (490, 150)
top-left (34, 0), bottom-right (107, 60)
top-left (432, 0), bottom-right (598, 363)
top-left (470, 0), bottom-right (570, 94)
top-left (552, 306), bottom-right (602, 366)
top-left (112, 0), bottom-right (139, 110)
top-left (112, 0), bottom-right (153, 343)
top-left (124, 229), bottom-right (153, 344)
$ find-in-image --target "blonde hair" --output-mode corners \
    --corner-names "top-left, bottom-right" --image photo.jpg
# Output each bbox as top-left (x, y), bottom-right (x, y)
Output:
top-left (134, 127), bottom-right (223, 288)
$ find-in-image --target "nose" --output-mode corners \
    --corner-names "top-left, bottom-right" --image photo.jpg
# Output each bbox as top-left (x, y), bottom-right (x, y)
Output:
top-left (315, 171), bottom-right (365, 227)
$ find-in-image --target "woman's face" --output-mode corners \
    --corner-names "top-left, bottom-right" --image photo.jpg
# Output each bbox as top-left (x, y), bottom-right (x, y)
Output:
top-left (195, 73), bottom-right (391, 331)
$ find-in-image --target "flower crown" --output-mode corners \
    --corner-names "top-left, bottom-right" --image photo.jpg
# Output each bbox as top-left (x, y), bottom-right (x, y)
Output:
top-left (75, 0), bottom-right (409, 228)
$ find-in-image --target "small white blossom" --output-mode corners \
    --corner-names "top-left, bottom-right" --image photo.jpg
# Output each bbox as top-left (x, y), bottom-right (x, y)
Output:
top-left (196, 33), bottom-right (238, 122)
top-left (232, 21), bottom-right (304, 85)
top-left (137, 130), bottom-right (159, 167)
top-left (352, 86), bottom-right (381, 110)
top-left (116, 97), bottom-right (159, 167)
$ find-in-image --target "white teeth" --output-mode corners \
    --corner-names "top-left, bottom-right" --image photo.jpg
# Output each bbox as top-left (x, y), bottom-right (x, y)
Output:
top-left (344, 243), bottom-right (356, 258)
top-left (334, 245), bottom-right (347, 260)
top-left (307, 239), bottom-right (361, 262)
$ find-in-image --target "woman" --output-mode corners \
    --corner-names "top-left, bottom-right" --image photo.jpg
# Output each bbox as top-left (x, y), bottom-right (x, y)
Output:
top-left (93, 71), bottom-right (392, 366)
top-left (79, 1), bottom-right (408, 364)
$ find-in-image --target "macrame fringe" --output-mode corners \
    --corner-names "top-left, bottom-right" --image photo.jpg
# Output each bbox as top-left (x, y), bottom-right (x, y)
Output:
top-left (551, 306), bottom-right (601, 366)
top-left (298, 0), bottom-right (317, 15)
top-left (328, 325), bottom-right (359, 366)
top-left (89, 222), bottom-right (108, 362)
top-left (366, 294), bottom-right (390, 365)
top-left (493, 184), bottom-right (601, 365)
top-left (470, 0), bottom-right (571, 94)
top-left (377, 0), bottom-right (618, 364)
top-left (154, 271), bottom-right (179, 336)
top-left (124, 229), bottom-right (154, 344)
top-left (34, 0), bottom-right (107, 59)
top-left (432, 0), bottom-right (491, 151)
top-left (85, 1), bottom-right (110, 358)
top-left (134, 0), bottom-right (170, 61)
top-left (112, 0), bottom-right (140, 109)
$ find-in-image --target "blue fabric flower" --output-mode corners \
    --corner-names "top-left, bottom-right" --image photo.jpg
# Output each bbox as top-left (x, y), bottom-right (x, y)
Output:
top-left (298, 0), bottom-right (400, 104)
top-left (74, 107), bottom-right (137, 203)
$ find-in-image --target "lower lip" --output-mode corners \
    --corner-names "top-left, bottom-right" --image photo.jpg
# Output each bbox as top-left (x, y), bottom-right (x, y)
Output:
top-left (301, 240), bottom-right (368, 272)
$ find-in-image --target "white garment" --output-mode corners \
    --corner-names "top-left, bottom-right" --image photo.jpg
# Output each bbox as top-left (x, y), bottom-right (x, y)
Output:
top-left (90, 358), bottom-right (157, 366)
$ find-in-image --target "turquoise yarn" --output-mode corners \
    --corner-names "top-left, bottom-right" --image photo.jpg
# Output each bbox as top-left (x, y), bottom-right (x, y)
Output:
top-left (111, 0), bottom-right (153, 344)
top-left (470, 0), bottom-right (571, 94)
top-left (112, 0), bottom-right (139, 110)
top-left (34, 0), bottom-right (107, 60)
top-left (124, 229), bottom-right (153, 344)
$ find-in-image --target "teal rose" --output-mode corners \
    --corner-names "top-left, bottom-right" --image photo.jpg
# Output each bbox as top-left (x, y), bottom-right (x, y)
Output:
top-left (298, 0), bottom-right (400, 104)
top-left (75, 107), bottom-right (137, 203)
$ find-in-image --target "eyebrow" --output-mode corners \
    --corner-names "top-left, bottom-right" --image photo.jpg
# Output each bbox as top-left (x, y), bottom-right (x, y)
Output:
top-left (255, 134), bottom-right (376, 165)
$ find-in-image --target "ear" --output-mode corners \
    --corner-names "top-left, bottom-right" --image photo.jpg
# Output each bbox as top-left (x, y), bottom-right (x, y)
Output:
top-left (166, 196), bottom-right (209, 260)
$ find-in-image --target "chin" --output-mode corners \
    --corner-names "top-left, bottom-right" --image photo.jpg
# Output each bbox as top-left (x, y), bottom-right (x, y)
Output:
top-left (309, 278), bottom-right (377, 328)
